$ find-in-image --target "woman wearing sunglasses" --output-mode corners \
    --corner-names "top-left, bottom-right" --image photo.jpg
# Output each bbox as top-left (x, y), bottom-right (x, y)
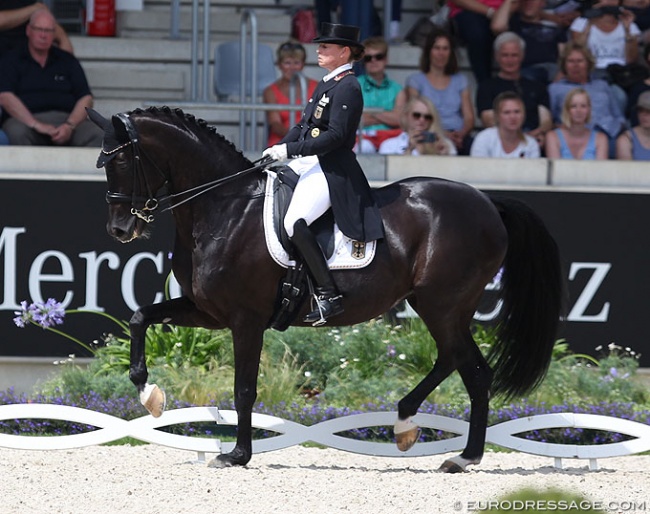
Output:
top-left (262, 23), bottom-right (383, 325)
top-left (379, 97), bottom-right (456, 155)
top-left (357, 36), bottom-right (405, 152)
top-left (405, 27), bottom-right (475, 155)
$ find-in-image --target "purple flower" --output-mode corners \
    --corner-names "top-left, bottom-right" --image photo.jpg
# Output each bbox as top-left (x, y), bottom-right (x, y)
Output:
top-left (12, 298), bottom-right (65, 329)
top-left (386, 345), bottom-right (396, 358)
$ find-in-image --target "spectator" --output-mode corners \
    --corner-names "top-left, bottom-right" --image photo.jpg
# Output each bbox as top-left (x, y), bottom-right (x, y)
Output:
top-left (616, 90), bottom-right (650, 159)
top-left (379, 97), bottom-right (457, 155)
top-left (548, 42), bottom-right (626, 157)
top-left (263, 41), bottom-right (318, 147)
top-left (405, 27), bottom-right (475, 154)
top-left (545, 87), bottom-right (608, 158)
top-left (625, 43), bottom-right (650, 126)
top-left (357, 36), bottom-right (404, 151)
top-left (470, 91), bottom-right (541, 157)
top-left (0, 9), bottom-right (102, 146)
top-left (0, 1), bottom-right (72, 56)
top-left (570, 0), bottom-right (640, 110)
top-left (491, 0), bottom-right (569, 83)
top-left (476, 32), bottom-right (552, 150)
top-left (447, 0), bottom-right (504, 83)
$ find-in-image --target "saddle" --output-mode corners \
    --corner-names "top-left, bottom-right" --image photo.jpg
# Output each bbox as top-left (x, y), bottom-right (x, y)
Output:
top-left (265, 165), bottom-right (377, 330)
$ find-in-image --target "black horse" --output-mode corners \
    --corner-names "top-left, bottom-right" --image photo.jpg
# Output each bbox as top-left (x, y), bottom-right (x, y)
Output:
top-left (88, 106), bottom-right (564, 472)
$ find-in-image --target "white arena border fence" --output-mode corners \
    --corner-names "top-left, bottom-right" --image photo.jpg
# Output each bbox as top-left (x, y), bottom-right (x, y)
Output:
top-left (1, 404), bottom-right (649, 470)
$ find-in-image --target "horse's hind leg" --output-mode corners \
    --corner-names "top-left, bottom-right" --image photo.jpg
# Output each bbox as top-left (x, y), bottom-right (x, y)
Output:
top-left (438, 341), bottom-right (493, 473)
top-left (129, 296), bottom-right (222, 417)
top-left (395, 310), bottom-right (492, 472)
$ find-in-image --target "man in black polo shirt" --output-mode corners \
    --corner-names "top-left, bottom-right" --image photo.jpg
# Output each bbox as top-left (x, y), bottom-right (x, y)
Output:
top-left (475, 31), bottom-right (553, 152)
top-left (0, 8), bottom-right (101, 146)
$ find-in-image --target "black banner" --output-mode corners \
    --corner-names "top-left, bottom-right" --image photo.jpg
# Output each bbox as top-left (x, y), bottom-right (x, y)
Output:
top-left (1, 178), bottom-right (648, 365)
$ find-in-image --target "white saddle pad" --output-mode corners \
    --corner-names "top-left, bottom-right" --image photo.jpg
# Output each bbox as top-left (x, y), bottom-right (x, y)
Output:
top-left (263, 170), bottom-right (377, 269)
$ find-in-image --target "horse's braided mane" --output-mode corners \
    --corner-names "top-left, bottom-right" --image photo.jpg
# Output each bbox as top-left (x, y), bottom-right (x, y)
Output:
top-left (128, 105), bottom-right (249, 162)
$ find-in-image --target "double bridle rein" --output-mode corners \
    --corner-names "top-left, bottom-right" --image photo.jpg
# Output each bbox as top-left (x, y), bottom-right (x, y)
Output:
top-left (103, 113), bottom-right (274, 223)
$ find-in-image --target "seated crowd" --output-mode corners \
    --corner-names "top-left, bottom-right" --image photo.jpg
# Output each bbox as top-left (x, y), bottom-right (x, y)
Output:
top-left (3, 0), bottom-right (650, 162)
top-left (265, 0), bottom-right (650, 161)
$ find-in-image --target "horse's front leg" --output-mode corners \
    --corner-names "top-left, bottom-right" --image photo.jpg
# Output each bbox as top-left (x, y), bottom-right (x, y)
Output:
top-left (209, 321), bottom-right (265, 468)
top-left (129, 296), bottom-right (222, 417)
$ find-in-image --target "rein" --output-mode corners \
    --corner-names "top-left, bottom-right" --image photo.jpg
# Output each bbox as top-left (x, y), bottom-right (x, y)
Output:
top-left (104, 112), bottom-right (275, 223)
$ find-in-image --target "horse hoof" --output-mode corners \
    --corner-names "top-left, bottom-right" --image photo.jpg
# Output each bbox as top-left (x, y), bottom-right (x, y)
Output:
top-left (438, 459), bottom-right (467, 473)
top-left (395, 427), bottom-right (421, 452)
top-left (207, 456), bottom-right (232, 469)
top-left (207, 451), bottom-right (249, 468)
top-left (140, 383), bottom-right (166, 418)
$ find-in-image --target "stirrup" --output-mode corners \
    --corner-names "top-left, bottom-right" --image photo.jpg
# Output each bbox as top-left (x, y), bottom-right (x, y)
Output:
top-left (303, 293), bottom-right (344, 327)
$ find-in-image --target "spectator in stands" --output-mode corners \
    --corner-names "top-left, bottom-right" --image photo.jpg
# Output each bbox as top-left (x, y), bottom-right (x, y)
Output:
top-left (616, 90), bottom-right (650, 159)
top-left (548, 42), bottom-right (626, 157)
top-left (490, 0), bottom-right (568, 83)
top-left (625, 44), bottom-right (650, 126)
top-left (545, 87), bottom-right (608, 159)
top-left (0, 9), bottom-right (102, 146)
top-left (405, 27), bottom-right (475, 154)
top-left (447, 0), bottom-right (504, 83)
top-left (0, 1), bottom-right (72, 56)
top-left (570, 0), bottom-right (640, 111)
top-left (357, 36), bottom-right (404, 151)
top-left (476, 32), bottom-right (552, 150)
top-left (379, 97), bottom-right (457, 155)
top-left (263, 41), bottom-right (318, 148)
top-left (470, 91), bottom-right (541, 157)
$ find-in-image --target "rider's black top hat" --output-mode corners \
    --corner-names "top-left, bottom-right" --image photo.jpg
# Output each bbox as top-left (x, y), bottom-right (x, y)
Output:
top-left (313, 23), bottom-right (364, 49)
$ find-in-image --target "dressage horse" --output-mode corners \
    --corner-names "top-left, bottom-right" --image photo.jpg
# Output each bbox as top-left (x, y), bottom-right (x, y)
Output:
top-left (88, 107), bottom-right (564, 472)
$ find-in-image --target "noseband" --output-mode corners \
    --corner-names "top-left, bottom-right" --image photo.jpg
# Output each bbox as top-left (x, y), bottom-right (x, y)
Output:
top-left (104, 112), bottom-right (274, 223)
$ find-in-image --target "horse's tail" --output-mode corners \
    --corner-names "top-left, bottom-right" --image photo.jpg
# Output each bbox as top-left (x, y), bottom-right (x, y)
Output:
top-left (487, 196), bottom-right (566, 399)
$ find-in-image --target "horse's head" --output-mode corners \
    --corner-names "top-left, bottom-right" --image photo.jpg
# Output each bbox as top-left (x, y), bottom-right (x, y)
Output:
top-left (89, 108), bottom-right (170, 243)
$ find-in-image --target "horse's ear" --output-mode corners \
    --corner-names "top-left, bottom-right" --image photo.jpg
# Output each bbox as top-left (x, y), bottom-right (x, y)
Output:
top-left (111, 114), bottom-right (131, 143)
top-left (86, 108), bottom-right (111, 132)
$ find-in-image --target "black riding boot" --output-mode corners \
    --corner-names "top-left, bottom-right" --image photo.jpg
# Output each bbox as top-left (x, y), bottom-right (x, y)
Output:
top-left (290, 219), bottom-right (344, 326)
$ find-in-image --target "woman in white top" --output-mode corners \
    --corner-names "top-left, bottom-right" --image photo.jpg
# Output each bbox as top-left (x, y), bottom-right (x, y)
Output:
top-left (379, 97), bottom-right (456, 155)
top-left (470, 91), bottom-right (541, 158)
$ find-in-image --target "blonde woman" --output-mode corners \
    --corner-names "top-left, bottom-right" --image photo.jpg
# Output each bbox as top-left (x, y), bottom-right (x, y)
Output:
top-left (546, 88), bottom-right (608, 159)
top-left (263, 40), bottom-right (318, 147)
top-left (470, 91), bottom-right (540, 158)
top-left (378, 97), bottom-right (456, 155)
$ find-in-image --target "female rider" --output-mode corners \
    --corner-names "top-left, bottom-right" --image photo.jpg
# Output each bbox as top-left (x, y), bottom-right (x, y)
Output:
top-left (263, 23), bottom-right (384, 326)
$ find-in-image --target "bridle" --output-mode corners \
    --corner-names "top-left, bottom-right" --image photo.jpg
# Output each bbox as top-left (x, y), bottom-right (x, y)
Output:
top-left (103, 113), bottom-right (274, 223)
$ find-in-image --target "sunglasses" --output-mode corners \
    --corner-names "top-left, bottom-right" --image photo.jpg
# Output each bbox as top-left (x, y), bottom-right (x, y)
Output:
top-left (363, 53), bottom-right (386, 63)
top-left (411, 112), bottom-right (433, 121)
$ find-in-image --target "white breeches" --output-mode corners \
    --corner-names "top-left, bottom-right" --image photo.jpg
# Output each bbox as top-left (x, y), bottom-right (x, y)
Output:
top-left (284, 156), bottom-right (331, 237)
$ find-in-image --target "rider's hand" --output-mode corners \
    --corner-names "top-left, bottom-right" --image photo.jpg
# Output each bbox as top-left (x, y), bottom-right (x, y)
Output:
top-left (262, 144), bottom-right (288, 162)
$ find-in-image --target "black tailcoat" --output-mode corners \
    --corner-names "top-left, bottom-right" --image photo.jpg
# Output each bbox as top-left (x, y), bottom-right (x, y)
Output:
top-left (281, 71), bottom-right (384, 242)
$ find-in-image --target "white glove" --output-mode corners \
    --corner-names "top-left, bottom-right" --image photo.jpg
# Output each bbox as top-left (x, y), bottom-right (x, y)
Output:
top-left (262, 143), bottom-right (288, 162)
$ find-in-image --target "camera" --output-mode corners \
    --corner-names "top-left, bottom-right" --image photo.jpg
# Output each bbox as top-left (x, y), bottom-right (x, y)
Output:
top-left (420, 132), bottom-right (437, 143)
top-left (578, 0), bottom-right (622, 18)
